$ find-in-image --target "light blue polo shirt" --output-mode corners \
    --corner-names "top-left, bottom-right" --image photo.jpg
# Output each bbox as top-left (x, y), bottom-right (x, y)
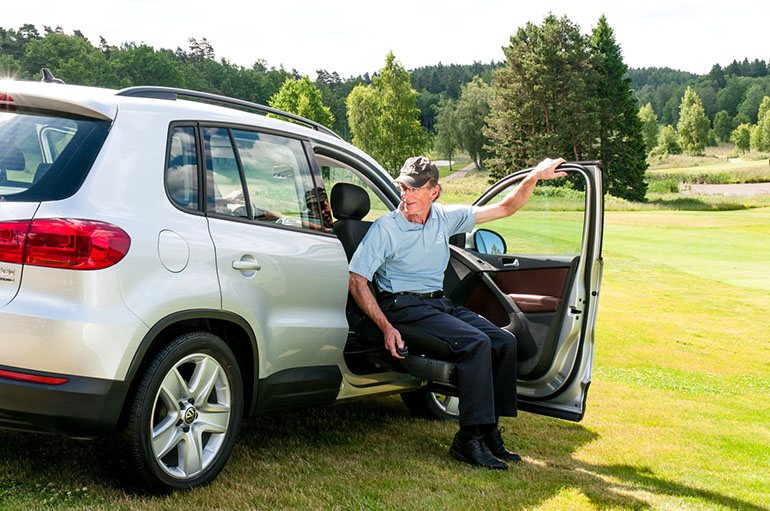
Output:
top-left (349, 202), bottom-right (478, 294)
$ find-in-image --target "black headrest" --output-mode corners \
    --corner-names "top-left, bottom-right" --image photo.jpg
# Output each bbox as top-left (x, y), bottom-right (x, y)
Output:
top-left (0, 144), bottom-right (25, 171)
top-left (331, 182), bottom-right (370, 220)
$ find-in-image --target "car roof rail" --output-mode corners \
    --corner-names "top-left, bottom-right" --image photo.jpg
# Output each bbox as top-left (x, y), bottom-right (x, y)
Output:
top-left (115, 86), bottom-right (341, 139)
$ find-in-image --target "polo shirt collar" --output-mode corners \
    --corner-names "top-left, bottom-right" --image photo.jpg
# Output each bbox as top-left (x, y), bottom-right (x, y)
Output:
top-left (394, 202), bottom-right (437, 231)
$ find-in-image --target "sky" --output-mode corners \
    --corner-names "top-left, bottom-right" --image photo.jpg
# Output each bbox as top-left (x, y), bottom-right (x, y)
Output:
top-left (4, 0), bottom-right (769, 78)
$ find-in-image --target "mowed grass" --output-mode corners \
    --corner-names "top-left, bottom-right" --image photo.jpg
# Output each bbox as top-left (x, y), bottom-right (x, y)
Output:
top-left (1, 199), bottom-right (770, 508)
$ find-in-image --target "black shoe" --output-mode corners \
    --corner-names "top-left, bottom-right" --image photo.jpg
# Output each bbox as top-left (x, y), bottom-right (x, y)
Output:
top-left (483, 427), bottom-right (522, 463)
top-left (450, 432), bottom-right (508, 470)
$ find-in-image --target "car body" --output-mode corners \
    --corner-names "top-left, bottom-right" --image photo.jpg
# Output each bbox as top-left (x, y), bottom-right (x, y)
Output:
top-left (0, 79), bottom-right (604, 491)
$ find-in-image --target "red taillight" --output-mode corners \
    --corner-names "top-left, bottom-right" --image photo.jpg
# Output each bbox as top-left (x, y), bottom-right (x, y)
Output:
top-left (0, 219), bottom-right (130, 270)
top-left (0, 368), bottom-right (68, 385)
top-left (0, 220), bottom-right (30, 264)
top-left (0, 93), bottom-right (16, 111)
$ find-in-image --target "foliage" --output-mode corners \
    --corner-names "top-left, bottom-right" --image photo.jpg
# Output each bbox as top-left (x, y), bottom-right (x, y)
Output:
top-left (591, 15), bottom-right (648, 201)
top-left (455, 76), bottom-right (493, 169)
top-left (638, 102), bottom-right (659, 152)
top-left (486, 14), bottom-right (598, 182)
top-left (658, 125), bottom-right (682, 154)
top-left (712, 110), bottom-right (733, 142)
top-left (346, 52), bottom-right (428, 175)
top-left (433, 99), bottom-right (461, 168)
top-left (677, 87), bottom-right (710, 155)
top-left (732, 123), bottom-right (752, 153)
top-left (410, 61), bottom-right (499, 130)
top-left (268, 76), bottom-right (334, 128)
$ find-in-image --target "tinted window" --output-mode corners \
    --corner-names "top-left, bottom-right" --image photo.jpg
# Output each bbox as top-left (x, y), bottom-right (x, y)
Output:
top-left (166, 126), bottom-right (199, 210)
top-left (203, 127), bottom-right (323, 230)
top-left (203, 127), bottom-right (248, 217)
top-left (0, 109), bottom-right (109, 202)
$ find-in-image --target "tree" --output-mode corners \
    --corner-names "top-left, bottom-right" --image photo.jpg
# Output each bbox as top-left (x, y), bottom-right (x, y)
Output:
top-left (749, 124), bottom-right (764, 151)
top-left (486, 14), bottom-right (598, 182)
top-left (433, 99), bottom-right (461, 169)
top-left (737, 83), bottom-right (765, 122)
top-left (677, 86), bottom-right (710, 155)
top-left (638, 103), bottom-right (659, 152)
top-left (455, 76), bottom-right (493, 169)
top-left (658, 125), bottom-right (681, 154)
top-left (590, 15), bottom-right (648, 201)
top-left (346, 51), bottom-right (428, 174)
top-left (713, 110), bottom-right (733, 142)
top-left (22, 32), bottom-right (110, 85)
top-left (268, 76), bottom-right (334, 129)
top-left (732, 123), bottom-right (751, 153)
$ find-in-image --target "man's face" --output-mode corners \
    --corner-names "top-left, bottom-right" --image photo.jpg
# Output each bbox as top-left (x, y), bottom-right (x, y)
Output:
top-left (399, 182), bottom-right (438, 218)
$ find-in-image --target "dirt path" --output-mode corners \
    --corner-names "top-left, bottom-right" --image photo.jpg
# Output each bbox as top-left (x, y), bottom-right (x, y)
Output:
top-left (444, 161), bottom-right (478, 180)
top-left (681, 182), bottom-right (770, 196)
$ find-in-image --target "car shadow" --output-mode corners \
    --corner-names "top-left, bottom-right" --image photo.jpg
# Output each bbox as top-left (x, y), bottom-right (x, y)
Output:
top-left (0, 396), bottom-right (766, 510)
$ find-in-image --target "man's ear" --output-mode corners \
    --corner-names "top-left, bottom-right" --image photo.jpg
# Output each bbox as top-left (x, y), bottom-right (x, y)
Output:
top-left (430, 184), bottom-right (441, 201)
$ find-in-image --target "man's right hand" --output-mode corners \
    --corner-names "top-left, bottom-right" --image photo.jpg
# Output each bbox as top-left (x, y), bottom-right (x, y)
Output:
top-left (384, 325), bottom-right (406, 359)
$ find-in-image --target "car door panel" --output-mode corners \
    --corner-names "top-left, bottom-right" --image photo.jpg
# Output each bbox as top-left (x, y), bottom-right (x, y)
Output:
top-left (446, 163), bottom-right (603, 421)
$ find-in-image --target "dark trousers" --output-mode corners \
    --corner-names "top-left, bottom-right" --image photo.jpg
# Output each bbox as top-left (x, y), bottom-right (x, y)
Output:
top-left (379, 295), bottom-right (517, 427)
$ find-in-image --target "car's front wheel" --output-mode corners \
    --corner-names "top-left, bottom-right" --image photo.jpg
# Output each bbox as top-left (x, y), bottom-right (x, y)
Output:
top-left (401, 388), bottom-right (460, 421)
top-left (119, 331), bottom-right (243, 493)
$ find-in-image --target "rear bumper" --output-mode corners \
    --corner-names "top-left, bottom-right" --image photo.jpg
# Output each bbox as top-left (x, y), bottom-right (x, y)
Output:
top-left (0, 365), bottom-right (128, 436)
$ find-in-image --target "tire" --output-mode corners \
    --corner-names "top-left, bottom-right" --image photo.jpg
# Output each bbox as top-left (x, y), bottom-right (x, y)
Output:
top-left (118, 331), bottom-right (244, 493)
top-left (401, 388), bottom-right (460, 421)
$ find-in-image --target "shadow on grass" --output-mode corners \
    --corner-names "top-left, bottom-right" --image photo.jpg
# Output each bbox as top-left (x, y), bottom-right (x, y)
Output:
top-left (644, 196), bottom-right (751, 211)
top-left (0, 397), bottom-right (766, 510)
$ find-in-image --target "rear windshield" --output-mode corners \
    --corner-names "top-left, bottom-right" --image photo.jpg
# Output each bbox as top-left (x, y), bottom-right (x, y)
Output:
top-left (0, 109), bottom-right (110, 202)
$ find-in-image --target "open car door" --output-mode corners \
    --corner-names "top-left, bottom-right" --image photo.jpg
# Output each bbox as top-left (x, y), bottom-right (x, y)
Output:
top-left (442, 162), bottom-right (604, 421)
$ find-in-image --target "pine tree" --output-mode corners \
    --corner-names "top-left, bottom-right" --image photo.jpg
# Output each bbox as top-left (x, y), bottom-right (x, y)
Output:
top-left (486, 14), bottom-right (598, 182)
top-left (590, 15), bottom-right (648, 201)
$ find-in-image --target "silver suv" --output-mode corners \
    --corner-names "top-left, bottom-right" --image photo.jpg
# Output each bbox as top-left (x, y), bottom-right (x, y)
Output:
top-left (0, 79), bottom-right (604, 492)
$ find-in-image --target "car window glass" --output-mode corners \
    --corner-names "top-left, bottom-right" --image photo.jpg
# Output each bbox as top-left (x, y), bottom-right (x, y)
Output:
top-left (203, 127), bottom-right (248, 218)
top-left (315, 154), bottom-right (390, 221)
top-left (231, 129), bottom-right (322, 230)
top-left (0, 110), bottom-right (109, 201)
top-left (165, 126), bottom-right (199, 210)
top-left (481, 174), bottom-right (586, 255)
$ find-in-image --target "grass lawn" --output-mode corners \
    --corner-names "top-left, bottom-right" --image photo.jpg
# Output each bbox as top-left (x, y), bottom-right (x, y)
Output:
top-left (1, 183), bottom-right (769, 509)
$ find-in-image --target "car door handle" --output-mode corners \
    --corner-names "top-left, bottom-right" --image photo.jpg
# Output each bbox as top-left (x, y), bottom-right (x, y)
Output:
top-left (232, 260), bottom-right (261, 271)
top-left (502, 257), bottom-right (519, 267)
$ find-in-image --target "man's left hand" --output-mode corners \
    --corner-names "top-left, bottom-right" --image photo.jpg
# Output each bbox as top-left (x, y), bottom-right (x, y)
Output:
top-left (532, 157), bottom-right (567, 181)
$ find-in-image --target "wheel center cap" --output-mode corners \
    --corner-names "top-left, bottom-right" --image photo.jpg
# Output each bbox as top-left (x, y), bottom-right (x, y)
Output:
top-left (183, 406), bottom-right (198, 425)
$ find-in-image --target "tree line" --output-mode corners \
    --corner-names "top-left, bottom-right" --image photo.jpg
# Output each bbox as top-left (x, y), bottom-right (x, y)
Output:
top-left (3, 21), bottom-right (766, 202)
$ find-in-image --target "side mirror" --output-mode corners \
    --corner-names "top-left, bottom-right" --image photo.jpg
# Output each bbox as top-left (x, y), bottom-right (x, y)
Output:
top-left (474, 229), bottom-right (506, 255)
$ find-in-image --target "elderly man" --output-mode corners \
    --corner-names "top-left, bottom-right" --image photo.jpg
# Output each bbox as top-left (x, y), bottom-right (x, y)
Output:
top-left (348, 156), bottom-right (566, 470)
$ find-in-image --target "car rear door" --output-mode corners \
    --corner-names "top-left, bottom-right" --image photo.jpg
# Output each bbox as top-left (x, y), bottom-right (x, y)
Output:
top-left (447, 162), bottom-right (603, 421)
top-left (200, 126), bottom-right (350, 413)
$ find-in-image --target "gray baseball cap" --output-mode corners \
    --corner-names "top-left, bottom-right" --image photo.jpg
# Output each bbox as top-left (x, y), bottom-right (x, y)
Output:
top-left (394, 156), bottom-right (439, 188)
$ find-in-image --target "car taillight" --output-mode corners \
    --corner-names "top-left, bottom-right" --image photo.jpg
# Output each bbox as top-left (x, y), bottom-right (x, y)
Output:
top-left (0, 93), bottom-right (16, 111)
top-left (0, 220), bottom-right (30, 264)
top-left (0, 219), bottom-right (130, 270)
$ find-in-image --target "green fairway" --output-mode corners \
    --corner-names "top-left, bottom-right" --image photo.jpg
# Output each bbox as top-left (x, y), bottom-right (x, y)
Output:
top-left (1, 202), bottom-right (769, 509)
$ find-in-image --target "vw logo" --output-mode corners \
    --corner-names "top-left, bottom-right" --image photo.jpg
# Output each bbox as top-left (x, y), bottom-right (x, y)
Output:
top-left (184, 407), bottom-right (198, 424)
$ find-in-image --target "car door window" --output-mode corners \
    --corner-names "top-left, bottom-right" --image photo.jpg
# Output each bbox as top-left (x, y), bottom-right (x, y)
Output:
top-left (203, 127), bottom-right (248, 218)
top-left (315, 153), bottom-right (391, 221)
top-left (230, 129), bottom-right (323, 229)
top-left (480, 177), bottom-right (585, 255)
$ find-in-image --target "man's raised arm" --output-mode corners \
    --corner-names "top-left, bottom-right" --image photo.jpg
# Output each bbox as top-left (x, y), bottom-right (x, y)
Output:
top-left (475, 157), bottom-right (567, 225)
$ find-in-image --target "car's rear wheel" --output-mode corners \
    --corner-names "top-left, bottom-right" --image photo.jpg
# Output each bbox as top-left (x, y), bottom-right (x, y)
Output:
top-left (401, 388), bottom-right (459, 421)
top-left (120, 331), bottom-right (243, 493)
